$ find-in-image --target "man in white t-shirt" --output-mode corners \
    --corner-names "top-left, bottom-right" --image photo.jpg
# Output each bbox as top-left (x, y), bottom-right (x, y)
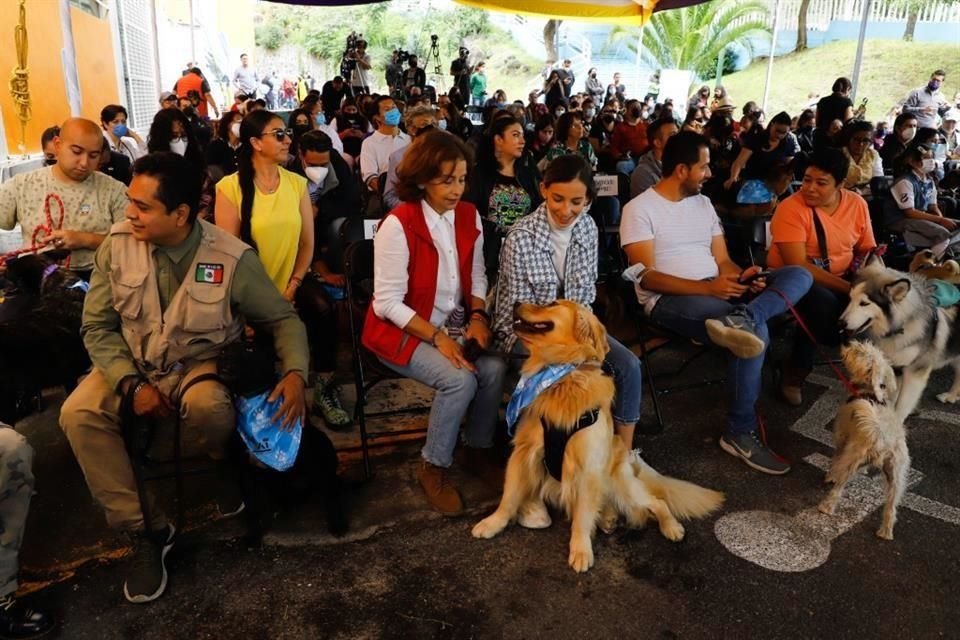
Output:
top-left (360, 96), bottom-right (410, 193)
top-left (620, 131), bottom-right (813, 475)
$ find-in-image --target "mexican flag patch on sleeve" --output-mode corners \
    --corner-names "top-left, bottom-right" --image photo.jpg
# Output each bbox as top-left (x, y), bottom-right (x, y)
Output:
top-left (195, 263), bottom-right (224, 284)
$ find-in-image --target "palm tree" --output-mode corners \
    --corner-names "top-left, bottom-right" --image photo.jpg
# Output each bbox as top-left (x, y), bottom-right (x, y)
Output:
top-left (607, 0), bottom-right (771, 80)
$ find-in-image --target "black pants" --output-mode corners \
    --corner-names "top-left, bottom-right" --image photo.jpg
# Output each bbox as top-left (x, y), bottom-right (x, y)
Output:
top-left (295, 275), bottom-right (339, 373)
top-left (789, 283), bottom-right (848, 373)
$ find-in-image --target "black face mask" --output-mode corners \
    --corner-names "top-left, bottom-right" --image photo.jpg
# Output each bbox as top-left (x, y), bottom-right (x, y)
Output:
top-left (292, 124), bottom-right (311, 137)
top-left (630, 107), bottom-right (642, 119)
top-left (43, 158), bottom-right (57, 166)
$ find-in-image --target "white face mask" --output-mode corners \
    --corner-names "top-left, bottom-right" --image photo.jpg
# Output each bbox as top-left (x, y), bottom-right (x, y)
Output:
top-left (169, 137), bottom-right (188, 156)
top-left (304, 165), bottom-right (329, 185)
top-left (902, 126), bottom-right (917, 142)
top-left (438, 119), bottom-right (448, 131)
top-left (230, 122), bottom-right (241, 139)
top-left (921, 158), bottom-right (936, 173)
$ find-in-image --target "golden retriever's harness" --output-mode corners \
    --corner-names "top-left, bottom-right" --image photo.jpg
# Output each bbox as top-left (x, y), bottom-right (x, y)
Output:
top-left (542, 407), bottom-right (601, 481)
top-left (506, 360), bottom-right (610, 482)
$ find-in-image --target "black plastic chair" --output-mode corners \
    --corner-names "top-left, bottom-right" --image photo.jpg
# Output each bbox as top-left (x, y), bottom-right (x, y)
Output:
top-left (341, 228), bottom-right (429, 479)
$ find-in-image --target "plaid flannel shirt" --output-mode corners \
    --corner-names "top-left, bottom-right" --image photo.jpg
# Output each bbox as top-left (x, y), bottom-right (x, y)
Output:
top-left (493, 203), bottom-right (598, 352)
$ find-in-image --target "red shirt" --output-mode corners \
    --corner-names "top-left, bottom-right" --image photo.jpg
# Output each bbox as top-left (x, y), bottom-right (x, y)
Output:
top-left (610, 120), bottom-right (648, 157)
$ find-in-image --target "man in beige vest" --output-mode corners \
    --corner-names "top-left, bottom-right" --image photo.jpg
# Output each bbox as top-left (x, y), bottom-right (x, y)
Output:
top-left (60, 152), bottom-right (308, 604)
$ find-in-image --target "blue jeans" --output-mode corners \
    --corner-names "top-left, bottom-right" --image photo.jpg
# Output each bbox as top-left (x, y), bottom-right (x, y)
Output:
top-left (379, 343), bottom-right (507, 468)
top-left (512, 335), bottom-right (641, 425)
top-left (648, 266), bottom-right (813, 435)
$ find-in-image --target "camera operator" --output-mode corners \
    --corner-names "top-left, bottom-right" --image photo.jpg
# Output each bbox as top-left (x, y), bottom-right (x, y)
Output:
top-left (347, 39), bottom-right (371, 96)
top-left (403, 55), bottom-right (427, 100)
top-left (386, 50), bottom-right (404, 99)
top-left (450, 47), bottom-right (471, 103)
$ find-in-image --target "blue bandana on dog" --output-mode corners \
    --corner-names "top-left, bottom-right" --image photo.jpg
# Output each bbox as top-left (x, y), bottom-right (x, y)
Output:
top-left (505, 364), bottom-right (576, 436)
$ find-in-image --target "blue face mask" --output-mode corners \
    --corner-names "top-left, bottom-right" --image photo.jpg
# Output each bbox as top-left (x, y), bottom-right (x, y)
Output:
top-left (112, 123), bottom-right (128, 138)
top-left (383, 108), bottom-right (402, 127)
top-left (315, 113), bottom-right (326, 127)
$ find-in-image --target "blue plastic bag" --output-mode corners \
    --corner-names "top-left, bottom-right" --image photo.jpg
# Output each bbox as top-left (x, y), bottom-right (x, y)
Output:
top-left (736, 179), bottom-right (775, 205)
top-left (235, 391), bottom-right (302, 471)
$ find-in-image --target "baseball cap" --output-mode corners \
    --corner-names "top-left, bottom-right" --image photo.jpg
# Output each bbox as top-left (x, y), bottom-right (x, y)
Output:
top-left (944, 108), bottom-right (960, 122)
top-left (159, 91), bottom-right (176, 104)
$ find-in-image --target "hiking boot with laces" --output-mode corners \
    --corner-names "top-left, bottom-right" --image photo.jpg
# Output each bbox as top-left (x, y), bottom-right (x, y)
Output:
top-left (706, 309), bottom-right (766, 359)
top-left (312, 381), bottom-right (351, 430)
top-left (719, 430), bottom-right (791, 475)
top-left (0, 593), bottom-right (54, 639)
top-left (123, 524), bottom-right (175, 604)
top-left (416, 460), bottom-right (463, 516)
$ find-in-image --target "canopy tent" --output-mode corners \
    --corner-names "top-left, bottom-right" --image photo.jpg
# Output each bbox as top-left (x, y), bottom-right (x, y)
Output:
top-left (262, 0), bottom-right (710, 24)
top-left (454, 0), bottom-right (708, 25)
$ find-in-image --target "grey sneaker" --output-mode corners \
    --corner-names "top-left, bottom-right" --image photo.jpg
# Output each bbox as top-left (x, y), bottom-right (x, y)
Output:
top-left (719, 431), bottom-right (791, 475)
top-left (705, 310), bottom-right (765, 359)
top-left (123, 524), bottom-right (175, 604)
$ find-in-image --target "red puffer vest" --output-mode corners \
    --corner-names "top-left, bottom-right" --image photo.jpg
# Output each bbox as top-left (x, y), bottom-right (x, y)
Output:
top-left (362, 200), bottom-right (480, 366)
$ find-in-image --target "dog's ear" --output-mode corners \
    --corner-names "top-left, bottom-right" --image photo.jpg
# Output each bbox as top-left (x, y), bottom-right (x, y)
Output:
top-left (884, 278), bottom-right (911, 303)
top-left (862, 252), bottom-right (886, 273)
top-left (574, 305), bottom-right (608, 358)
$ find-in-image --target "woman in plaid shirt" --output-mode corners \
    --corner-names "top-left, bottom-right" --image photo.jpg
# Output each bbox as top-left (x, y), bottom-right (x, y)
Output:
top-left (493, 154), bottom-right (643, 452)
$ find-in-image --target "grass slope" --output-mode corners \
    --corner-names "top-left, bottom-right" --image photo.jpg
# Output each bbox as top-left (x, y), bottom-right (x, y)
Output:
top-left (718, 39), bottom-right (960, 122)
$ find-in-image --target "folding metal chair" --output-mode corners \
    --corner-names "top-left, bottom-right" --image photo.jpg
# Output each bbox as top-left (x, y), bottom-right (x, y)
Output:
top-left (341, 224), bottom-right (429, 479)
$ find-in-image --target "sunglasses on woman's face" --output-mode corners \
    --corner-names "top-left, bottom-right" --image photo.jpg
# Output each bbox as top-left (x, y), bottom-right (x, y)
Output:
top-left (261, 128), bottom-right (294, 141)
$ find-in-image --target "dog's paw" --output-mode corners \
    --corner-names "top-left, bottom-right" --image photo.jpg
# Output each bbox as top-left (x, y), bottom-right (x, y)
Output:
top-left (568, 546), bottom-right (594, 573)
top-left (936, 391), bottom-right (959, 404)
top-left (818, 500), bottom-right (837, 516)
top-left (660, 520), bottom-right (685, 542)
top-left (876, 525), bottom-right (894, 540)
top-left (472, 516), bottom-right (507, 539)
top-left (517, 502), bottom-right (552, 529)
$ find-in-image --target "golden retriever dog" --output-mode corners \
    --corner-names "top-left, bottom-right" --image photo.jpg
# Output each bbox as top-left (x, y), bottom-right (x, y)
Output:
top-left (472, 301), bottom-right (724, 572)
top-left (819, 341), bottom-right (910, 540)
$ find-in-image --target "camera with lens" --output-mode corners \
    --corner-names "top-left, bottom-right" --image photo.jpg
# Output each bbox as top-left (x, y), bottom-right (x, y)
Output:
top-left (394, 48), bottom-right (411, 65)
top-left (340, 31), bottom-right (363, 76)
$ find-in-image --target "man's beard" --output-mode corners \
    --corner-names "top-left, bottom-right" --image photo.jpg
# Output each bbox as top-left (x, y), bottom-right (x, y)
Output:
top-left (680, 180), bottom-right (703, 198)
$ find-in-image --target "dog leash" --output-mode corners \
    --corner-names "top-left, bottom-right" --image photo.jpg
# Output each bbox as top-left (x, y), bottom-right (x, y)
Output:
top-left (768, 286), bottom-right (860, 399)
top-left (0, 193), bottom-right (68, 268)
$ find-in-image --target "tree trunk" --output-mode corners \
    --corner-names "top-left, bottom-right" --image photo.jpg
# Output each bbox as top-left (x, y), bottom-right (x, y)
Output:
top-left (795, 0), bottom-right (812, 52)
top-left (543, 19), bottom-right (560, 64)
top-left (902, 4), bottom-right (919, 41)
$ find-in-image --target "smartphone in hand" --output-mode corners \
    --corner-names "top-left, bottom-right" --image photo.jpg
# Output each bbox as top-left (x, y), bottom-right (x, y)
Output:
top-left (740, 270), bottom-right (772, 284)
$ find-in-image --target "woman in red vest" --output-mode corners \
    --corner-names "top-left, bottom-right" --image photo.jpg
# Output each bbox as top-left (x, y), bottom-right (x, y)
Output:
top-left (363, 130), bottom-right (506, 516)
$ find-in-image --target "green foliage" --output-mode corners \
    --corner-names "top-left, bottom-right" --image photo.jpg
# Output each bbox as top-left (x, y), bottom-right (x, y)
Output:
top-left (254, 22), bottom-right (284, 51)
top-left (608, 0), bottom-right (771, 80)
top-left (702, 48), bottom-right (739, 82)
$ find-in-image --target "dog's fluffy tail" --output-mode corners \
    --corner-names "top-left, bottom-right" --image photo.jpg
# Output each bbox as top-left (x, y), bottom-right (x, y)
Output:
top-left (635, 459), bottom-right (724, 520)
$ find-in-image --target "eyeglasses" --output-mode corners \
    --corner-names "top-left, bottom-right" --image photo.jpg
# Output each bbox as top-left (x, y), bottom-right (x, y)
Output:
top-left (260, 128), bottom-right (294, 141)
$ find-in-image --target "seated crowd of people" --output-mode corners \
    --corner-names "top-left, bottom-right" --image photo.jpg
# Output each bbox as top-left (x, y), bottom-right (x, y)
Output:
top-left (0, 62), bottom-right (957, 629)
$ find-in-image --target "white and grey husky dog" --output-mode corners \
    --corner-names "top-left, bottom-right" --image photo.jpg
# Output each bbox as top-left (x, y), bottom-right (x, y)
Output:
top-left (840, 256), bottom-right (960, 422)
top-left (819, 341), bottom-right (909, 540)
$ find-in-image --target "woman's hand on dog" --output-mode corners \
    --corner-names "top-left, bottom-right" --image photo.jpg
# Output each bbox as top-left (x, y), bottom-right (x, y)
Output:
top-left (435, 332), bottom-right (476, 372)
top-left (464, 317), bottom-right (492, 350)
top-left (707, 273), bottom-right (749, 300)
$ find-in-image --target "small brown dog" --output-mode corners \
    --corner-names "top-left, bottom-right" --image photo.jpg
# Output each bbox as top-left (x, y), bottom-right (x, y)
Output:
top-left (909, 249), bottom-right (960, 284)
top-left (472, 301), bottom-right (724, 572)
top-left (819, 341), bottom-right (910, 540)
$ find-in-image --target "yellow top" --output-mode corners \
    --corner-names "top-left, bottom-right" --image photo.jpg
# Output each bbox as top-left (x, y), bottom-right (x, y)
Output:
top-left (217, 167), bottom-right (307, 292)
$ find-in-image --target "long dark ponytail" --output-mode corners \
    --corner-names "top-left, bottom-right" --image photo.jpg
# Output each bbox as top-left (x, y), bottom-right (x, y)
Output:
top-left (236, 110), bottom-right (279, 249)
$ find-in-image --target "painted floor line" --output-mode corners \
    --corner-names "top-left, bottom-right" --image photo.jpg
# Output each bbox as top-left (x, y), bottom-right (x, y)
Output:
top-left (900, 493), bottom-right (960, 526)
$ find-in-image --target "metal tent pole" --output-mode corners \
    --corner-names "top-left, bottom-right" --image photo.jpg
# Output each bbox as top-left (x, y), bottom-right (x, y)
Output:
top-left (850, 0), bottom-right (873, 101)
top-left (761, 0), bottom-right (782, 114)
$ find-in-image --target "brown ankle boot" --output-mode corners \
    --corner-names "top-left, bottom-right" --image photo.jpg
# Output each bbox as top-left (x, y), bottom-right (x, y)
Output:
top-left (456, 446), bottom-right (505, 488)
top-left (416, 460), bottom-right (463, 516)
top-left (780, 366), bottom-right (811, 407)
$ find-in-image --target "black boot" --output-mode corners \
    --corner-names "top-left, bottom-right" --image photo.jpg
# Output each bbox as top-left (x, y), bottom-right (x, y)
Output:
top-left (0, 593), bottom-right (54, 639)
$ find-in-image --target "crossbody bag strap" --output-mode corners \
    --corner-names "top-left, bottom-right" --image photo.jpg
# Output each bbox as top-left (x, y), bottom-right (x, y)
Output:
top-left (810, 206), bottom-right (830, 272)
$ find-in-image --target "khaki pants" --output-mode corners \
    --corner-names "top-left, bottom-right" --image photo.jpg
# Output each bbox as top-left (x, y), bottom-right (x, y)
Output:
top-left (59, 360), bottom-right (234, 532)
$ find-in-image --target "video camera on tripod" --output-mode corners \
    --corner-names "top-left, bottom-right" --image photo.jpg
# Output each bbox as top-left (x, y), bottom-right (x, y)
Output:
top-left (340, 31), bottom-right (364, 77)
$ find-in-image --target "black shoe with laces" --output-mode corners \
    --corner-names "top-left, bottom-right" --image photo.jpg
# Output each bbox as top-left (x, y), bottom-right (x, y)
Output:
top-left (123, 524), bottom-right (175, 604)
top-left (0, 593), bottom-right (54, 639)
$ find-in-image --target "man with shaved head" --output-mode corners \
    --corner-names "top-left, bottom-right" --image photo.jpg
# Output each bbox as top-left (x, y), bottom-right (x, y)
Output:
top-left (0, 117), bottom-right (128, 277)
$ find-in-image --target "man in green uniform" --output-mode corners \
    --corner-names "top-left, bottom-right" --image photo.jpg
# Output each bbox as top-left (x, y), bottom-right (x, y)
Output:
top-left (60, 152), bottom-right (309, 604)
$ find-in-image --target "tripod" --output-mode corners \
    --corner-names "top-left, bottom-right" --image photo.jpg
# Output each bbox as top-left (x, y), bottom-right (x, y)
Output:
top-left (423, 36), bottom-right (445, 93)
